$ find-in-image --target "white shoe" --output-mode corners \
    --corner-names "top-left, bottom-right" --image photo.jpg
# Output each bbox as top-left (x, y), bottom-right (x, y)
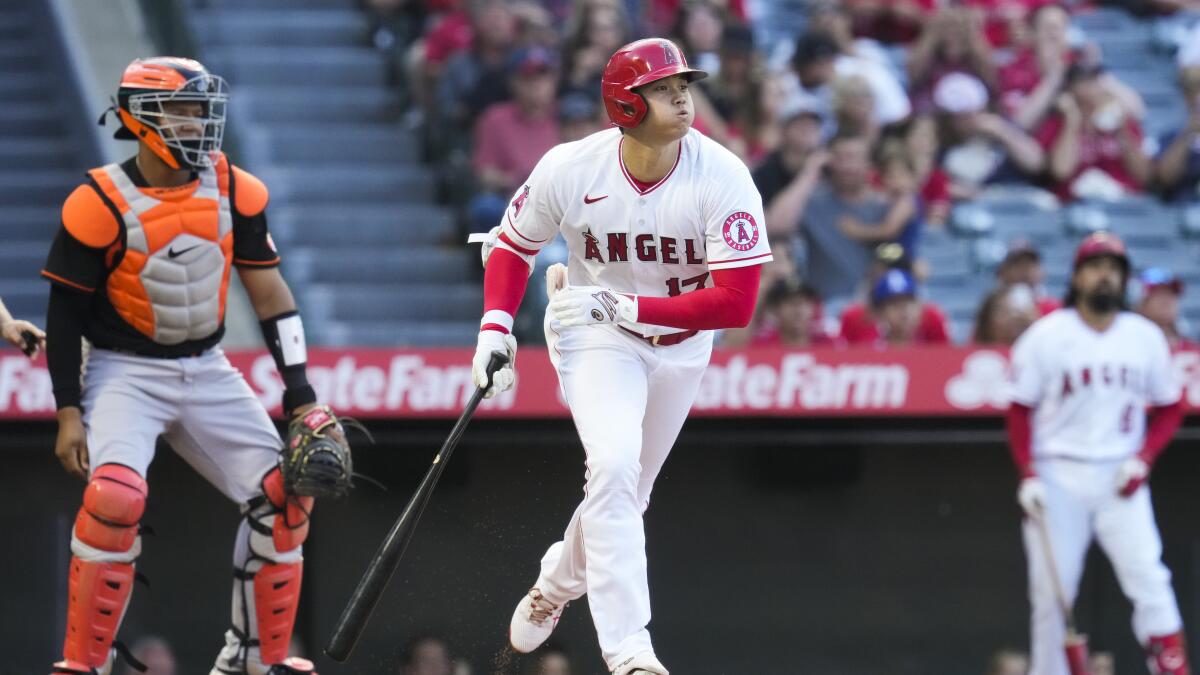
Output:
top-left (612, 651), bottom-right (669, 675)
top-left (508, 587), bottom-right (565, 653)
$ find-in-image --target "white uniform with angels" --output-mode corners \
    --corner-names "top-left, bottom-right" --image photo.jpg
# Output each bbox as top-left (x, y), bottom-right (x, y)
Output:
top-left (1009, 309), bottom-right (1185, 675)
top-left (496, 126), bottom-right (770, 667)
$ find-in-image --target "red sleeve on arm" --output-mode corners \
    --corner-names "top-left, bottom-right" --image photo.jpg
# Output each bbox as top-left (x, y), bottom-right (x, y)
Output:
top-left (1139, 400), bottom-right (1184, 466)
top-left (1007, 403), bottom-right (1035, 478)
top-left (481, 248), bottom-right (530, 333)
top-left (635, 265), bottom-right (761, 330)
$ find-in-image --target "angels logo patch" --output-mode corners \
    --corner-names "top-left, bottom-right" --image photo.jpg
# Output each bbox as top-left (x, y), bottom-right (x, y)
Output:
top-left (722, 211), bottom-right (759, 252)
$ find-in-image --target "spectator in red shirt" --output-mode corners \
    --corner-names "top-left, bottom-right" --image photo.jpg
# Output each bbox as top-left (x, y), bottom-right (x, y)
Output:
top-left (995, 239), bottom-right (1061, 315)
top-left (469, 46), bottom-right (560, 232)
top-left (1137, 268), bottom-right (1194, 349)
top-left (906, 7), bottom-right (997, 114)
top-left (840, 268), bottom-right (951, 346)
top-left (998, 4), bottom-right (1144, 131)
top-left (1036, 63), bottom-right (1152, 202)
top-left (960, 0), bottom-right (1048, 49)
top-left (751, 280), bottom-right (837, 347)
top-left (846, 0), bottom-right (938, 44)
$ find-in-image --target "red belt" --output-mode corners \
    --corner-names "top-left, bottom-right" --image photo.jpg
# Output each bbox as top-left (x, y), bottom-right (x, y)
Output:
top-left (619, 326), bottom-right (700, 346)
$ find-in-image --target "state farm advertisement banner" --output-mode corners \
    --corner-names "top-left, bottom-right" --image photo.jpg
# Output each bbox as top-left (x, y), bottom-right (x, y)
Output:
top-left (4, 347), bottom-right (1200, 420)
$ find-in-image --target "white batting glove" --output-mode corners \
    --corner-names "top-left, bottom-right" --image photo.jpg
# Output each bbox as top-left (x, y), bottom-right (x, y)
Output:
top-left (1116, 457), bottom-right (1149, 498)
top-left (1017, 477), bottom-right (1047, 519)
top-left (548, 286), bottom-right (638, 327)
top-left (472, 330), bottom-right (517, 398)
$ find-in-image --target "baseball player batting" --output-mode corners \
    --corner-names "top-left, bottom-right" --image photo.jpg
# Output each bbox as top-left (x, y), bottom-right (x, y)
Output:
top-left (1008, 232), bottom-right (1190, 675)
top-left (470, 39), bottom-right (770, 674)
top-left (44, 58), bottom-right (355, 675)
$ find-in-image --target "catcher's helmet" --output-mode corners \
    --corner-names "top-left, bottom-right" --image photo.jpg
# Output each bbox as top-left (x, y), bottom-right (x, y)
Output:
top-left (601, 38), bottom-right (707, 128)
top-left (104, 57), bottom-right (229, 170)
top-left (1073, 231), bottom-right (1130, 274)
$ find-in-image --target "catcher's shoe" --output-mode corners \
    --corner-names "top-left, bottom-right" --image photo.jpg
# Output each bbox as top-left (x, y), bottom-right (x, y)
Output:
top-left (265, 657), bottom-right (318, 674)
top-left (509, 588), bottom-right (565, 653)
top-left (611, 651), bottom-right (669, 675)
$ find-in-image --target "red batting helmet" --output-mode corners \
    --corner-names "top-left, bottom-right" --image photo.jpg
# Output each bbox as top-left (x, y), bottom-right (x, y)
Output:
top-left (601, 38), bottom-right (707, 128)
top-left (1073, 231), bottom-right (1130, 273)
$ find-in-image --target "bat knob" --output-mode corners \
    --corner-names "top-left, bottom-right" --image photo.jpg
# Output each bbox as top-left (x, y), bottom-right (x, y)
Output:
top-left (19, 330), bottom-right (37, 357)
top-left (487, 351), bottom-right (510, 376)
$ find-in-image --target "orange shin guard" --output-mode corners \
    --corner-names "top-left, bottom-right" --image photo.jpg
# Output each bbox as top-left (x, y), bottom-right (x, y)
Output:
top-left (62, 558), bottom-right (135, 666)
top-left (62, 464), bottom-right (146, 667)
top-left (253, 561), bottom-right (303, 665)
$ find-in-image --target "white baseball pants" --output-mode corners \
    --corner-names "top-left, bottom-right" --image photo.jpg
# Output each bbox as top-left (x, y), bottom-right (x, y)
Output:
top-left (536, 318), bottom-right (713, 670)
top-left (1024, 458), bottom-right (1184, 675)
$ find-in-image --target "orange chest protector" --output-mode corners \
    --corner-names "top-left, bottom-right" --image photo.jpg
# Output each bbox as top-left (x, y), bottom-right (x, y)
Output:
top-left (89, 156), bottom-right (234, 345)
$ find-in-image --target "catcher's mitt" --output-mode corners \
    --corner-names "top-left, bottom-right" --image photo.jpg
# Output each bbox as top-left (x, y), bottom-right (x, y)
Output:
top-left (280, 405), bottom-right (369, 498)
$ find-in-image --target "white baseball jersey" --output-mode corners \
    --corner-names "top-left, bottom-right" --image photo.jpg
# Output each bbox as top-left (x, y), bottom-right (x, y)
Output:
top-left (498, 127), bottom-right (772, 336)
top-left (1009, 309), bottom-right (1180, 462)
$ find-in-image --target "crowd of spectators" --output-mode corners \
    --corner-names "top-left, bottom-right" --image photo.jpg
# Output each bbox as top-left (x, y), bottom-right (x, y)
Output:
top-left (368, 0), bottom-right (1200, 349)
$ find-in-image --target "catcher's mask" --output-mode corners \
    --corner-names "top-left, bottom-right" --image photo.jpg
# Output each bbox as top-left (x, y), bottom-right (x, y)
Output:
top-left (100, 56), bottom-right (229, 170)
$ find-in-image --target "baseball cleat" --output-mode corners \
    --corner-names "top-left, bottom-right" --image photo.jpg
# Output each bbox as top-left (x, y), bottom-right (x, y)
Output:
top-left (611, 651), bottom-right (669, 675)
top-left (508, 587), bottom-right (566, 653)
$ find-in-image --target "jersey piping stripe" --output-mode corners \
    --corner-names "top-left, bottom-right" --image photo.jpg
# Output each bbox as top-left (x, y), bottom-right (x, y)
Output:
top-left (232, 256), bottom-right (281, 267)
top-left (505, 212), bottom-right (548, 245)
top-left (709, 251), bottom-right (773, 266)
top-left (41, 269), bottom-right (95, 293)
top-left (617, 138), bottom-right (682, 196)
top-left (498, 231), bottom-right (539, 256)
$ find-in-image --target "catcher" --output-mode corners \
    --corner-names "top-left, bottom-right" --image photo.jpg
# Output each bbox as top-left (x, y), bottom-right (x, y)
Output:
top-left (43, 58), bottom-right (355, 675)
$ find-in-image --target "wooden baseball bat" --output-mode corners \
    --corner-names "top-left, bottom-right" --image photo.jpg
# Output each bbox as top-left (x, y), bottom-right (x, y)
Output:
top-left (1034, 512), bottom-right (1092, 675)
top-left (324, 351), bottom-right (510, 662)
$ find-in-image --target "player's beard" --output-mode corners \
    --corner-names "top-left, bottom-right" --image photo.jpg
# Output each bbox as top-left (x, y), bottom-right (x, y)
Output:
top-left (1083, 285), bottom-right (1123, 314)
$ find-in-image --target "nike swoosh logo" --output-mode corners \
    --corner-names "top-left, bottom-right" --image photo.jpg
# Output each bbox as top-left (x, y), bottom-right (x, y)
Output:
top-left (583, 194), bottom-right (608, 204)
top-left (167, 245), bottom-right (200, 259)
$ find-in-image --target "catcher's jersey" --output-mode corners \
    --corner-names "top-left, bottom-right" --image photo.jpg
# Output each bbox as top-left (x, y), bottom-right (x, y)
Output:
top-left (42, 155), bottom-right (279, 358)
top-left (500, 127), bottom-right (772, 336)
top-left (1009, 308), bottom-right (1180, 462)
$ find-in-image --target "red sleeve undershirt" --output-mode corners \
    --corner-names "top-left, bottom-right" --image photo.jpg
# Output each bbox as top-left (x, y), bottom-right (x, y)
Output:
top-left (1006, 403), bottom-right (1035, 478)
top-left (636, 265), bottom-right (761, 330)
top-left (1140, 400), bottom-right (1184, 466)
top-left (481, 248), bottom-right (530, 333)
top-left (481, 247), bottom-right (762, 332)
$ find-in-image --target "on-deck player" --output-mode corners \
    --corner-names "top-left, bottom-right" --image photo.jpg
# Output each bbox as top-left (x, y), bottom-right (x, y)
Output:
top-left (1007, 232), bottom-right (1190, 675)
top-left (45, 58), bottom-right (324, 675)
top-left (470, 39), bottom-right (771, 674)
